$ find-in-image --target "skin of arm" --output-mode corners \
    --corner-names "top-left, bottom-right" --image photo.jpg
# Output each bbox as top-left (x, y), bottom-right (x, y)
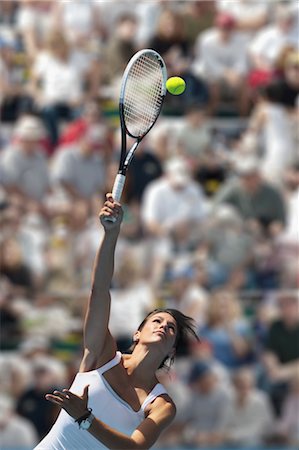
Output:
top-left (263, 352), bottom-right (299, 382)
top-left (79, 194), bottom-right (123, 372)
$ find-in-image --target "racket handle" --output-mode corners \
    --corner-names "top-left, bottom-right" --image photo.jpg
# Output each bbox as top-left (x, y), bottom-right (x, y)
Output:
top-left (104, 174), bottom-right (126, 222)
top-left (112, 173), bottom-right (126, 202)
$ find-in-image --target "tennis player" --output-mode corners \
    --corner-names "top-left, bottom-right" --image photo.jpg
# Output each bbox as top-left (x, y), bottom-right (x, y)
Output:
top-left (35, 193), bottom-right (198, 449)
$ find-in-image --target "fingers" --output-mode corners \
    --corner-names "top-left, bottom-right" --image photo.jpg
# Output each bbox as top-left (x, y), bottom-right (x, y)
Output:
top-left (99, 194), bottom-right (123, 223)
top-left (45, 393), bottom-right (66, 406)
top-left (62, 389), bottom-right (78, 399)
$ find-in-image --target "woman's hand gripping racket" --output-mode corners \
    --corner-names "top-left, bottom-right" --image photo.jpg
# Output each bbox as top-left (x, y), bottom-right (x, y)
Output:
top-left (105, 49), bottom-right (167, 221)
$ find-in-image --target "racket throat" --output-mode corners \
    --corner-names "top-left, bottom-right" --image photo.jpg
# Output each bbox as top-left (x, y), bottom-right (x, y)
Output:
top-left (124, 139), bottom-right (140, 169)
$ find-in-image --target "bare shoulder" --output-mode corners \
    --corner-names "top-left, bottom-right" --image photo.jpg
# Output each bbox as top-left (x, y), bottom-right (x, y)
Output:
top-left (146, 393), bottom-right (177, 422)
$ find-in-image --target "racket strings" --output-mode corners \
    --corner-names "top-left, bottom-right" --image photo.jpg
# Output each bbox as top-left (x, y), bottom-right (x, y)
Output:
top-left (124, 54), bottom-right (164, 137)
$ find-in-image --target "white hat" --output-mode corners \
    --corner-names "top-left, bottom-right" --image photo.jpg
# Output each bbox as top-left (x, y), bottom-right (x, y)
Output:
top-left (164, 157), bottom-right (190, 185)
top-left (14, 116), bottom-right (46, 141)
top-left (235, 157), bottom-right (260, 175)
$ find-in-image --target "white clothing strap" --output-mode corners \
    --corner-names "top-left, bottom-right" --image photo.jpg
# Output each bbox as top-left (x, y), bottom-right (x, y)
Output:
top-left (141, 383), bottom-right (168, 411)
top-left (97, 351), bottom-right (122, 375)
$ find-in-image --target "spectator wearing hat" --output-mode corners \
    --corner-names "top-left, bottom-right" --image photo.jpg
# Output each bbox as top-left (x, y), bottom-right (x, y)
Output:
top-left (192, 11), bottom-right (250, 115)
top-left (0, 115), bottom-right (50, 214)
top-left (214, 156), bottom-right (286, 236)
top-left (141, 156), bottom-right (206, 286)
top-left (142, 156), bottom-right (206, 238)
top-left (179, 360), bottom-right (231, 447)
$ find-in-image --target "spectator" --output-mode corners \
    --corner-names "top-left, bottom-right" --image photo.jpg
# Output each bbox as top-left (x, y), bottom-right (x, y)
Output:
top-left (163, 259), bottom-right (208, 332)
top-left (58, 99), bottom-right (113, 162)
top-left (262, 291), bottom-right (299, 415)
top-left (141, 156), bottom-right (206, 286)
top-left (16, 0), bottom-right (56, 59)
top-left (16, 357), bottom-right (62, 440)
top-left (108, 250), bottom-right (155, 352)
top-left (214, 156), bottom-right (286, 235)
top-left (51, 124), bottom-right (106, 207)
top-left (0, 278), bottom-right (24, 350)
top-left (180, 0), bottom-right (216, 48)
top-left (0, 34), bottom-right (33, 123)
top-left (0, 237), bottom-right (34, 296)
top-left (51, 0), bottom-right (104, 47)
top-left (203, 205), bottom-right (255, 287)
top-left (200, 290), bottom-right (253, 369)
top-left (149, 8), bottom-right (210, 114)
top-left (142, 156), bottom-right (206, 238)
top-left (189, 339), bottom-right (232, 389)
top-left (0, 115), bottom-right (50, 212)
top-left (241, 69), bottom-right (298, 186)
top-left (193, 11), bottom-right (249, 115)
top-left (221, 367), bottom-right (274, 447)
top-left (174, 104), bottom-right (213, 173)
top-left (249, 3), bottom-right (299, 74)
top-left (275, 371), bottom-right (299, 446)
top-left (196, 150), bottom-right (227, 197)
top-left (0, 393), bottom-right (38, 448)
top-left (103, 13), bottom-right (138, 85)
top-left (216, 0), bottom-right (270, 37)
top-left (179, 361), bottom-right (231, 447)
top-left (124, 138), bottom-right (163, 204)
top-left (31, 30), bottom-right (84, 146)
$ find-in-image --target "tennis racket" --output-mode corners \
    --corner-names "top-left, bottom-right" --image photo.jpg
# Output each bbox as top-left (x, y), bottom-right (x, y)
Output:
top-left (106, 49), bottom-right (167, 220)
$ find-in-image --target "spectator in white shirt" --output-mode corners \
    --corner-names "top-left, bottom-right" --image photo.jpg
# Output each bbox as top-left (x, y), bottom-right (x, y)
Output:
top-left (0, 115), bottom-right (50, 211)
top-left (31, 30), bottom-right (84, 146)
top-left (249, 3), bottom-right (299, 73)
top-left (141, 156), bottom-right (206, 237)
top-left (193, 12), bottom-right (249, 115)
top-left (141, 156), bottom-right (206, 286)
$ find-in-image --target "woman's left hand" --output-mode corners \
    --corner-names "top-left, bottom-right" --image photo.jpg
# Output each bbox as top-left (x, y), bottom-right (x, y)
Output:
top-left (45, 385), bottom-right (90, 420)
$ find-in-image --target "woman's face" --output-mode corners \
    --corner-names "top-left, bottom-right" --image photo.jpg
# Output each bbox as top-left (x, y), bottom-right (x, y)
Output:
top-left (135, 312), bottom-right (178, 354)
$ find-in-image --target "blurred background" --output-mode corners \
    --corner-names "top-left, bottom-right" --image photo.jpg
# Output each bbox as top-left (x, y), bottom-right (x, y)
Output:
top-left (0, 1), bottom-right (298, 449)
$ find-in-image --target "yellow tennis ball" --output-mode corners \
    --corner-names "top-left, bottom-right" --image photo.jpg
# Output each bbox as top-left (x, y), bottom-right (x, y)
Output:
top-left (166, 77), bottom-right (186, 95)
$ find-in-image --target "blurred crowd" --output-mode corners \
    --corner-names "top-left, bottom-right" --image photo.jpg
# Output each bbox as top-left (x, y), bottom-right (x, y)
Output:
top-left (0, 1), bottom-right (299, 449)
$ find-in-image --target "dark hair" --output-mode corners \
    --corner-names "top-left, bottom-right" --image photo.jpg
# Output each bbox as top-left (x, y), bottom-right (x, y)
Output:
top-left (130, 308), bottom-right (200, 369)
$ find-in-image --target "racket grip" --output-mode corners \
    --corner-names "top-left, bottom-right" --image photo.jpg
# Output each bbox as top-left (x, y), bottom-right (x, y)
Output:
top-left (104, 174), bottom-right (125, 222)
top-left (112, 174), bottom-right (126, 202)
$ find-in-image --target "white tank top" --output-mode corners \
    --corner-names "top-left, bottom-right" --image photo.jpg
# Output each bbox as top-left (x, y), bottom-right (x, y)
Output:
top-left (34, 352), bottom-right (168, 449)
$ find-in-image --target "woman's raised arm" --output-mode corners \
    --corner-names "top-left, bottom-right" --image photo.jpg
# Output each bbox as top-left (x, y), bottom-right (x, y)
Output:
top-left (79, 194), bottom-right (123, 372)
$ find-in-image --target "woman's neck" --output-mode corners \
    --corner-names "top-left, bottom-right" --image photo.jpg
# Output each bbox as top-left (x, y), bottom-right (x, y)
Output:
top-left (123, 346), bottom-right (162, 387)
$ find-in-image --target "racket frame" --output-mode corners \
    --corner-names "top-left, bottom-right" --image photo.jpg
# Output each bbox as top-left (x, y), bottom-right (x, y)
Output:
top-left (111, 49), bottom-right (167, 203)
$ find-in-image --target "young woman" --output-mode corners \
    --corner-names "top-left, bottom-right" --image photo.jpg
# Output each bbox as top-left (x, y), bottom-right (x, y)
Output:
top-left (35, 194), bottom-right (198, 449)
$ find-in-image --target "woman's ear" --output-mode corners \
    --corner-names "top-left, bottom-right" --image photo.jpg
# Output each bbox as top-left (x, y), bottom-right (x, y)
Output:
top-left (133, 331), bottom-right (140, 343)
